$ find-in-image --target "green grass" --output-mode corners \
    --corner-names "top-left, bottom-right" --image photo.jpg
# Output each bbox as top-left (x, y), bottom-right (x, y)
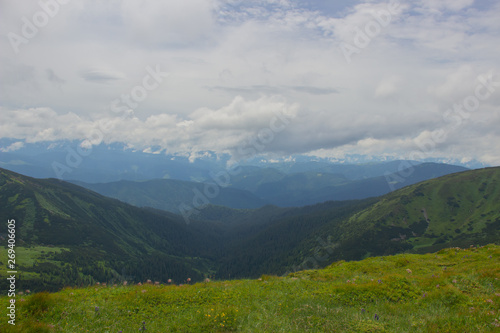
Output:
top-left (0, 246), bottom-right (67, 268)
top-left (0, 246), bottom-right (68, 279)
top-left (2, 244), bottom-right (499, 332)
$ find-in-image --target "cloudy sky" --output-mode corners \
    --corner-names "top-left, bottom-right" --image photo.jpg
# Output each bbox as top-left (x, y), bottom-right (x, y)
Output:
top-left (1, 0), bottom-right (499, 165)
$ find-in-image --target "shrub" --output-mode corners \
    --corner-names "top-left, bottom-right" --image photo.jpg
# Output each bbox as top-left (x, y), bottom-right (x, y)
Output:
top-left (23, 292), bottom-right (54, 316)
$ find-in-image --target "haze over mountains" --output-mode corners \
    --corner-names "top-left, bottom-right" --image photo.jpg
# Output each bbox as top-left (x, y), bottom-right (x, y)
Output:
top-left (0, 139), bottom-right (479, 184)
top-left (72, 162), bottom-right (467, 212)
top-left (1, 140), bottom-right (468, 211)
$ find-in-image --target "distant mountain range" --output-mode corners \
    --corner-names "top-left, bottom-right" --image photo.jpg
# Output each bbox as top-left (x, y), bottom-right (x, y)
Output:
top-left (0, 140), bottom-right (482, 184)
top-left (70, 162), bottom-right (468, 212)
top-left (70, 178), bottom-right (267, 213)
top-left (1, 166), bottom-right (499, 292)
top-left (235, 162), bottom-right (468, 206)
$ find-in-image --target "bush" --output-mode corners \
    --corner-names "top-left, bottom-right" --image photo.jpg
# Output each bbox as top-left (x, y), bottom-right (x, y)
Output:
top-left (23, 292), bottom-right (54, 316)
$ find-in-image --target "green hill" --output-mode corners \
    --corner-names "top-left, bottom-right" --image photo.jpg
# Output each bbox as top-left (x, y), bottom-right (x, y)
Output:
top-left (1, 167), bottom-right (499, 293)
top-left (336, 166), bottom-right (500, 255)
top-left (0, 168), bottom-right (224, 291)
top-left (213, 167), bottom-right (500, 279)
top-left (1, 244), bottom-right (498, 332)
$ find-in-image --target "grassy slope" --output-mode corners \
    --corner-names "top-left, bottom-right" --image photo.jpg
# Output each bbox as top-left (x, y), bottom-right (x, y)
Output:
top-left (214, 167), bottom-right (500, 279)
top-left (0, 168), bottom-right (223, 290)
top-left (338, 167), bottom-right (500, 254)
top-left (1, 244), bottom-right (498, 332)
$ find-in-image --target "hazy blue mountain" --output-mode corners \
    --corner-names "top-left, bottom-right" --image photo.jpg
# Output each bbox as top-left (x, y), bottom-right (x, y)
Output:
top-left (250, 163), bottom-right (468, 207)
top-left (71, 178), bottom-right (268, 213)
top-left (0, 140), bottom-right (475, 185)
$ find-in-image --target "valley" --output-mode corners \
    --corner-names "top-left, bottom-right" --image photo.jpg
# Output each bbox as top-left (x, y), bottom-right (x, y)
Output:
top-left (1, 165), bottom-right (498, 292)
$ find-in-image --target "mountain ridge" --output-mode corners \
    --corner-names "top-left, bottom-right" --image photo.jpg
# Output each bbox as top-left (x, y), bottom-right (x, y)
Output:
top-left (1, 166), bottom-right (499, 291)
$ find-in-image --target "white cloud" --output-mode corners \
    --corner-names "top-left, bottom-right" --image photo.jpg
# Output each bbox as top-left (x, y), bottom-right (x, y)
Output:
top-left (375, 76), bottom-right (401, 98)
top-left (0, 141), bottom-right (24, 152)
top-left (0, 0), bottom-right (499, 165)
top-left (418, 0), bottom-right (475, 12)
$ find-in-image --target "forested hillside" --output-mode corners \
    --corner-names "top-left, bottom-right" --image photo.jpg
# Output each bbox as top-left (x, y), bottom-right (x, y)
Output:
top-left (1, 167), bottom-right (499, 292)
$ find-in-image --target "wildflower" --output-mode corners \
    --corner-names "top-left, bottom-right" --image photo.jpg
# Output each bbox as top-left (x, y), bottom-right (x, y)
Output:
top-left (123, 281), bottom-right (127, 286)
top-left (168, 279), bottom-right (172, 283)
top-left (187, 278), bottom-right (191, 283)
top-left (485, 299), bottom-right (493, 304)
top-left (146, 279), bottom-right (152, 284)
top-left (452, 279), bottom-right (457, 283)
top-left (374, 314), bottom-right (379, 320)
top-left (205, 278), bottom-right (211, 283)
top-left (155, 281), bottom-right (160, 285)
top-left (406, 269), bottom-right (412, 274)
top-left (141, 289), bottom-right (147, 293)
top-left (138, 282), bottom-right (142, 286)
top-left (422, 292), bottom-right (427, 298)
top-left (25, 290), bottom-right (31, 294)
top-left (436, 284), bottom-right (440, 288)
top-left (377, 279), bottom-right (382, 284)
top-left (361, 308), bottom-right (365, 313)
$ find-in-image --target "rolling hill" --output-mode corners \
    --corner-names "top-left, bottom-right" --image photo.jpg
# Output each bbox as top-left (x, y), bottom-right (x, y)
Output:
top-left (70, 178), bottom-right (268, 214)
top-left (69, 162), bottom-right (468, 213)
top-left (211, 167), bottom-right (500, 278)
top-left (0, 168), bottom-right (225, 291)
top-left (1, 166), bottom-right (499, 292)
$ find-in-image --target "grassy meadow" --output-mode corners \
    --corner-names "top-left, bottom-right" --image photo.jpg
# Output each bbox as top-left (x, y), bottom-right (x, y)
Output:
top-left (1, 244), bottom-right (499, 332)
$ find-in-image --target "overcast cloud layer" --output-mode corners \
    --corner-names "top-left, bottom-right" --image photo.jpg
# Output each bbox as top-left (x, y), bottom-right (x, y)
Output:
top-left (1, 0), bottom-right (499, 165)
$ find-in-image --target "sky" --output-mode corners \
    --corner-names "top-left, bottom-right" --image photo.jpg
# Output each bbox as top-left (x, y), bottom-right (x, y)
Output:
top-left (1, 0), bottom-right (499, 165)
